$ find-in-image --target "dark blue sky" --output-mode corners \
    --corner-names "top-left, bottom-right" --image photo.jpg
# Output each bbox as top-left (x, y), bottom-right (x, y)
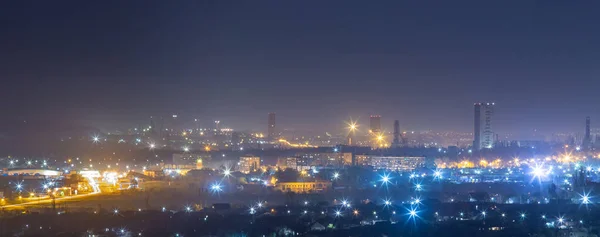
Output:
top-left (2, 1), bottom-right (600, 135)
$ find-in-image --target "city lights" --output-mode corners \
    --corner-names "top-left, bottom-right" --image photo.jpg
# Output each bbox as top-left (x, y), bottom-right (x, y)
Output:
top-left (334, 210), bottom-right (342, 217)
top-left (341, 199), bottom-right (351, 208)
top-left (406, 206), bottom-right (420, 222)
top-left (579, 191), bottom-right (592, 205)
top-left (223, 168), bottom-right (232, 178)
top-left (380, 173), bottom-right (391, 185)
top-left (433, 170), bottom-right (442, 179)
top-left (530, 163), bottom-right (550, 182)
top-left (210, 183), bottom-right (223, 193)
top-left (332, 172), bottom-right (340, 180)
top-left (414, 183), bottom-right (423, 191)
top-left (411, 197), bottom-right (421, 205)
top-left (15, 182), bottom-right (23, 191)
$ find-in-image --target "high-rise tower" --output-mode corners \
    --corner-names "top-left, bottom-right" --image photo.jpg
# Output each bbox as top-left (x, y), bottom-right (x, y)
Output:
top-left (474, 102), bottom-right (495, 150)
top-left (392, 120), bottom-right (401, 147)
top-left (268, 112), bottom-right (276, 140)
top-left (583, 116), bottom-right (591, 148)
top-left (370, 115), bottom-right (381, 134)
top-left (393, 120), bottom-right (400, 144)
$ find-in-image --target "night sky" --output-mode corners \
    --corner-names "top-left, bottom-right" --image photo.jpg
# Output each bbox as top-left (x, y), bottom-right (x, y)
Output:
top-left (2, 1), bottom-right (600, 136)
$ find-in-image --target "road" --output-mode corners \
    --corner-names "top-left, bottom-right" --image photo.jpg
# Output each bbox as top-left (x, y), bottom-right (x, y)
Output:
top-left (2, 192), bottom-right (102, 210)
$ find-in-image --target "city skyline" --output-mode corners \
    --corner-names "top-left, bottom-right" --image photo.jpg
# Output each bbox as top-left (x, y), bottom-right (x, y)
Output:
top-left (3, 1), bottom-right (600, 135)
top-left (4, 2), bottom-right (600, 236)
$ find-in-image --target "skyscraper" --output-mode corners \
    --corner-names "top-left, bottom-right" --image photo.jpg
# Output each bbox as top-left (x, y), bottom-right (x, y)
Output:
top-left (583, 116), bottom-right (591, 148)
top-left (393, 120), bottom-right (400, 145)
top-left (370, 115), bottom-right (382, 134)
top-left (473, 102), bottom-right (495, 150)
top-left (268, 112), bottom-right (276, 140)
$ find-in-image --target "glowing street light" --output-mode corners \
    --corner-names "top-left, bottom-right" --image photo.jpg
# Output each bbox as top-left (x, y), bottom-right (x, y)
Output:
top-left (149, 143), bottom-right (156, 149)
top-left (530, 163), bottom-right (550, 182)
top-left (353, 209), bottom-right (359, 216)
top-left (15, 183), bottom-right (23, 191)
top-left (407, 207), bottom-right (419, 222)
top-left (414, 183), bottom-right (423, 191)
top-left (223, 168), bottom-right (232, 178)
top-left (582, 195), bottom-right (590, 204)
top-left (92, 135), bottom-right (100, 143)
top-left (412, 197), bottom-right (421, 205)
top-left (579, 191), bottom-right (592, 205)
top-left (433, 170), bottom-right (442, 179)
top-left (383, 198), bottom-right (392, 207)
top-left (249, 207), bottom-right (256, 214)
top-left (334, 210), bottom-right (342, 217)
top-left (183, 146), bottom-right (189, 152)
top-left (380, 173), bottom-right (391, 185)
top-left (210, 183), bottom-right (223, 194)
top-left (481, 211), bottom-right (486, 218)
top-left (333, 172), bottom-right (340, 180)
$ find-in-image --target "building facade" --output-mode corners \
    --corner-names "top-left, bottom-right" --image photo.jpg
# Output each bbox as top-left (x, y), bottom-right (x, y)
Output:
top-left (370, 115), bottom-right (382, 134)
top-left (353, 155), bottom-right (425, 171)
top-left (474, 102), bottom-right (495, 150)
top-left (369, 156), bottom-right (425, 171)
top-left (274, 181), bottom-right (332, 193)
top-left (239, 156), bottom-right (261, 174)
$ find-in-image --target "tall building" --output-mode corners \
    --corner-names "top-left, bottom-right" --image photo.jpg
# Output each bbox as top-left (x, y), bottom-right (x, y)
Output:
top-left (473, 102), bottom-right (495, 150)
top-left (583, 116), bottom-right (592, 148)
top-left (239, 156), bottom-right (261, 174)
top-left (366, 156), bottom-right (425, 171)
top-left (392, 120), bottom-right (401, 147)
top-left (268, 112), bottom-right (276, 140)
top-left (370, 115), bottom-right (382, 133)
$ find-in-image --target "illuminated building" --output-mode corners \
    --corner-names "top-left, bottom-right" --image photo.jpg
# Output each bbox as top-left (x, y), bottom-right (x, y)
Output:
top-left (392, 120), bottom-right (401, 147)
top-left (583, 116), bottom-right (592, 149)
top-left (474, 102), bottom-right (495, 150)
top-left (196, 158), bottom-right (203, 169)
top-left (355, 155), bottom-right (371, 166)
top-left (296, 152), bottom-right (350, 167)
top-left (239, 156), bottom-right (261, 174)
top-left (277, 157), bottom-right (298, 170)
top-left (274, 181), bottom-right (332, 193)
top-left (359, 156), bottom-right (425, 171)
top-left (370, 115), bottom-right (381, 134)
top-left (268, 112), bottom-right (276, 140)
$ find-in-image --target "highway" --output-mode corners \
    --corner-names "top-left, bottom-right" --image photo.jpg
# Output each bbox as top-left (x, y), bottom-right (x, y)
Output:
top-left (2, 192), bottom-right (102, 209)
